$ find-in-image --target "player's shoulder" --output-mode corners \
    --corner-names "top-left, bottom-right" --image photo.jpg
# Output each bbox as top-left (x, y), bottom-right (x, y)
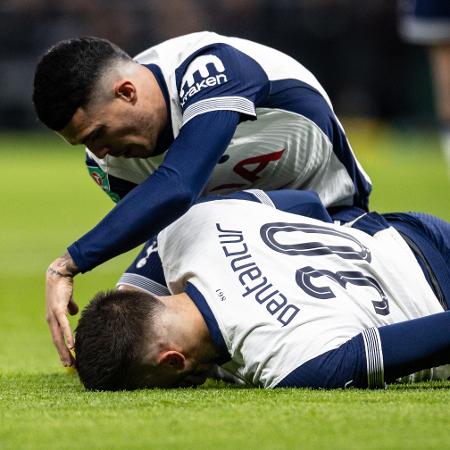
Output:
top-left (133, 31), bottom-right (227, 65)
top-left (133, 32), bottom-right (322, 90)
top-left (132, 31), bottom-right (288, 71)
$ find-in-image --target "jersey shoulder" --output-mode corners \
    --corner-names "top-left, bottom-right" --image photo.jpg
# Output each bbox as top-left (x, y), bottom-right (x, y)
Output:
top-left (133, 31), bottom-right (329, 102)
top-left (133, 31), bottom-right (226, 67)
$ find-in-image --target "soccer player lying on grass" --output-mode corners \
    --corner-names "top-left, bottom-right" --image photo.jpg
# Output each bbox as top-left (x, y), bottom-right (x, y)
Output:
top-left (74, 190), bottom-right (450, 390)
top-left (33, 32), bottom-right (372, 368)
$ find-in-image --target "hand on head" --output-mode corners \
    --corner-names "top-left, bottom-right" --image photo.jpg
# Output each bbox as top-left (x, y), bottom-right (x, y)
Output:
top-left (45, 252), bottom-right (79, 367)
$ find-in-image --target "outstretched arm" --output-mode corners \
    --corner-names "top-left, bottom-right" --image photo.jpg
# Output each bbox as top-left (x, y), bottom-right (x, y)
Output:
top-left (276, 310), bottom-right (450, 389)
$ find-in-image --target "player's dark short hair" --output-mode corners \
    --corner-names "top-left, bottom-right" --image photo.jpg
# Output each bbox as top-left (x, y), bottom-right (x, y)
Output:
top-left (33, 37), bottom-right (132, 130)
top-left (75, 289), bottom-right (161, 391)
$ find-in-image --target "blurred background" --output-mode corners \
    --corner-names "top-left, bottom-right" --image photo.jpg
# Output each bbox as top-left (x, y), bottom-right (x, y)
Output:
top-left (0, 0), bottom-right (438, 128)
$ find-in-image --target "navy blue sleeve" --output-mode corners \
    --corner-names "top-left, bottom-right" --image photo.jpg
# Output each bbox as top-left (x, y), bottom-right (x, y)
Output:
top-left (68, 109), bottom-right (240, 273)
top-left (378, 311), bottom-right (450, 383)
top-left (276, 310), bottom-right (450, 389)
top-left (176, 43), bottom-right (269, 125)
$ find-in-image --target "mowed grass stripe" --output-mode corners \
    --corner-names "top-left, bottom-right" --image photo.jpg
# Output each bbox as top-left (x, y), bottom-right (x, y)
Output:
top-left (1, 374), bottom-right (449, 450)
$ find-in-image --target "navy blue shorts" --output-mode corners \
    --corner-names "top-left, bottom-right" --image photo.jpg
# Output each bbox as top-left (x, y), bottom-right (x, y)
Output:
top-left (384, 212), bottom-right (450, 310)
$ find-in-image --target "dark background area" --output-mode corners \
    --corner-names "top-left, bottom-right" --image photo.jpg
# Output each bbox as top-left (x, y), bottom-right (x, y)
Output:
top-left (0, 0), bottom-right (433, 129)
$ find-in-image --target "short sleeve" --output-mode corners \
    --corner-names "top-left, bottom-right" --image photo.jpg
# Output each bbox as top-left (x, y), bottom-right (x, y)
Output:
top-left (175, 43), bottom-right (269, 125)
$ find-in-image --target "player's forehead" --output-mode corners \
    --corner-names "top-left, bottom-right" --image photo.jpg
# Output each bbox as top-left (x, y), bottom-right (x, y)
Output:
top-left (58, 107), bottom-right (99, 146)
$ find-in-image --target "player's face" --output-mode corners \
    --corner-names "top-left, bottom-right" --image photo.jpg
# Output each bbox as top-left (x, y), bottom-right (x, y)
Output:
top-left (136, 361), bottom-right (214, 389)
top-left (58, 84), bottom-right (166, 159)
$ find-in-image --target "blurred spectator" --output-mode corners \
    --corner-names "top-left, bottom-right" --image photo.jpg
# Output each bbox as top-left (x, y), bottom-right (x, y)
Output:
top-left (398, 0), bottom-right (450, 171)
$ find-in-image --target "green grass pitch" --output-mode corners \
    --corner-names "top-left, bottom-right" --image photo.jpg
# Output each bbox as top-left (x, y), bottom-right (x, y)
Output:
top-left (0, 128), bottom-right (449, 450)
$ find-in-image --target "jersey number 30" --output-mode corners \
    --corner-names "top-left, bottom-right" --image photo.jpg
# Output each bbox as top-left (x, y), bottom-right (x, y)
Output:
top-left (260, 222), bottom-right (390, 316)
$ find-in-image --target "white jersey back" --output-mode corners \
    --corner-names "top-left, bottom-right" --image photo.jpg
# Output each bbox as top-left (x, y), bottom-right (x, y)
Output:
top-left (157, 199), bottom-right (442, 387)
top-left (87, 32), bottom-right (370, 208)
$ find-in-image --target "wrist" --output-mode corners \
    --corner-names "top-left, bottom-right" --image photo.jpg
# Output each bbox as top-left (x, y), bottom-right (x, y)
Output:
top-left (48, 252), bottom-right (79, 278)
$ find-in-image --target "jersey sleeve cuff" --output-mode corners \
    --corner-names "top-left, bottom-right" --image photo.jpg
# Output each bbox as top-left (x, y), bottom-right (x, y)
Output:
top-left (362, 327), bottom-right (385, 388)
top-left (116, 273), bottom-right (170, 296)
top-left (182, 96), bottom-right (256, 126)
top-left (243, 189), bottom-right (276, 208)
top-left (67, 243), bottom-right (88, 274)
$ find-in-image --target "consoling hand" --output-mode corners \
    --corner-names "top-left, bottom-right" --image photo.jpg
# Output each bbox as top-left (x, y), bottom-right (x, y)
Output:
top-left (45, 252), bottom-right (79, 367)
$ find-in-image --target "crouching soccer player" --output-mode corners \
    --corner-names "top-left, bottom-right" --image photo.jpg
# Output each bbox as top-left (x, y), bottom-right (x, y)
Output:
top-left (74, 192), bottom-right (450, 390)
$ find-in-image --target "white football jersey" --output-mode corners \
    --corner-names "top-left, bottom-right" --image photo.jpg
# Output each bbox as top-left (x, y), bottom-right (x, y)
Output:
top-left (86, 31), bottom-right (371, 208)
top-left (156, 199), bottom-right (443, 388)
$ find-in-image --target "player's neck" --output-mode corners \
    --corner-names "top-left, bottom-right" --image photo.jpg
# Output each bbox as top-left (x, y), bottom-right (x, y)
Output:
top-left (159, 293), bottom-right (220, 362)
top-left (139, 64), bottom-right (168, 130)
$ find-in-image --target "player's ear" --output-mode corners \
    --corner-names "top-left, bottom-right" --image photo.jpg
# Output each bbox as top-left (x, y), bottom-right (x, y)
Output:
top-left (113, 80), bottom-right (137, 103)
top-left (158, 350), bottom-right (186, 372)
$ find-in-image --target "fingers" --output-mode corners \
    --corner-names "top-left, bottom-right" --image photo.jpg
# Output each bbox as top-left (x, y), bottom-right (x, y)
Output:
top-left (47, 312), bottom-right (73, 366)
top-left (45, 256), bottom-right (78, 367)
top-left (57, 310), bottom-right (75, 351)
